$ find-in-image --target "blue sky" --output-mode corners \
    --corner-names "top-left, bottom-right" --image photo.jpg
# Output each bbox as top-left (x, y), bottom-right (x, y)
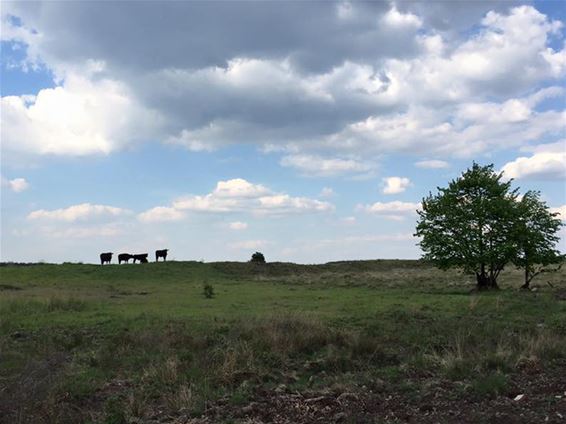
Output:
top-left (1, 1), bottom-right (565, 263)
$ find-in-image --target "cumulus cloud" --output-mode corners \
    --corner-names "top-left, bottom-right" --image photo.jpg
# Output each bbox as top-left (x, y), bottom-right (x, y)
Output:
top-left (415, 160), bottom-right (450, 169)
top-left (1, 73), bottom-right (160, 156)
top-left (382, 7), bottom-right (422, 29)
top-left (138, 178), bottom-right (334, 218)
top-left (395, 6), bottom-right (566, 101)
top-left (228, 221), bottom-right (248, 230)
top-left (2, 2), bottom-right (419, 74)
top-left (501, 142), bottom-right (566, 180)
top-left (520, 139), bottom-right (566, 154)
top-left (280, 154), bottom-right (375, 177)
top-left (257, 194), bottom-right (333, 214)
top-left (381, 177), bottom-right (412, 194)
top-left (28, 203), bottom-right (131, 221)
top-left (214, 178), bottom-right (270, 198)
top-left (1, 176), bottom-right (29, 192)
top-left (322, 89), bottom-right (565, 158)
top-left (550, 205), bottom-right (566, 222)
top-left (138, 206), bottom-right (185, 223)
top-left (359, 201), bottom-right (420, 220)
top-left (1, 3), bottom-right (563, 163)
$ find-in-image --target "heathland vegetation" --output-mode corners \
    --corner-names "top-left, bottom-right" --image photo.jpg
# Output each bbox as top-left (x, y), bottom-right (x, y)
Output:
top-left (1, 260), bottom-right (565, 423)
top-left (1, 164), bottom-right (564, 423)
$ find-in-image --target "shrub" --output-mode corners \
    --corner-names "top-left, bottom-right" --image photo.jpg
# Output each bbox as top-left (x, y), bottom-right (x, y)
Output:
top-left (202, 282), bottom-right (214, 299)
top-left (471, 372), bottom-right (508, 398)
top-left (250, 252), bottom-right (266, 264)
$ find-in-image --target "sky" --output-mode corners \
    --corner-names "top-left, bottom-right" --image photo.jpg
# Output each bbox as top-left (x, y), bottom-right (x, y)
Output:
top-left (1, 1), bottom-right (565, 264)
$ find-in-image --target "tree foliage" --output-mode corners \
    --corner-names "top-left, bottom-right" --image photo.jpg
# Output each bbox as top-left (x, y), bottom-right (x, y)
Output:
top-left (415, 163), bottom-right (519, 289)
top-left (415, 163), bottom-right (563, 289)
top-left (250, 251), bottom-right (266, 264)
top-left (512, 191), bottom-right (563, 288)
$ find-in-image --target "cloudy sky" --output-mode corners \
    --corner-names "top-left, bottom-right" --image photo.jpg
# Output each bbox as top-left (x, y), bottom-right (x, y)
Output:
top-left (1, 1), bottom-right (565, 264)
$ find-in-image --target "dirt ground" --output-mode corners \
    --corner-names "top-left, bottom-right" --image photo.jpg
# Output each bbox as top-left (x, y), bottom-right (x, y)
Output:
top-left (131, 364), bottom-right (566, 424)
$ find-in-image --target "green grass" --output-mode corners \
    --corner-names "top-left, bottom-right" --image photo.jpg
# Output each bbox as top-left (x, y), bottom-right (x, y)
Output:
top-left (1, 260), bottom-right (565, 423)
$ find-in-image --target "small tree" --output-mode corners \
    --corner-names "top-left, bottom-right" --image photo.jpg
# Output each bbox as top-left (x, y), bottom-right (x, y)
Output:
top-left (250, 251), bottom-right (266, 264)
top-left (512, 191), bottom-right (563, 289)
top-left (415, 163), bottom-right (519, 290)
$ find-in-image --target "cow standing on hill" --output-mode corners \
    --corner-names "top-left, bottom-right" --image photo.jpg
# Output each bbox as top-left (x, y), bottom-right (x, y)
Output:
top-left (133, 253), bottom-right (149, 263)
top-left (155, 249), bottom-right (168, 262)
top-left (100, 252), bottom-right (113, 265)
top-left (118, 253), bottom-right (133, 264)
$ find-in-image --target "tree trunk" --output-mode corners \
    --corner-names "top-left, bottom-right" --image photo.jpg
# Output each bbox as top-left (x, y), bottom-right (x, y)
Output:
top-left (476, 271), bottom-right (499, 290)
top-left (476, 272), bottom-right (489, 289)
top-left (521, 266), bottom-right (530, 290)
top-left (520, 257), bottom-right (531, 290)
top-left (488, 275), bottom-right (499, 289)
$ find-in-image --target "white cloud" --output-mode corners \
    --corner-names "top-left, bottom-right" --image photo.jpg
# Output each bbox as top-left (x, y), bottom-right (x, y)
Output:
top-left (550, 205), bottom-right (566, 222)
top-left (381, 176), bottom-right (411, 194)
top-left (1, 176), bottom-right (29, 192)
top-left (1, 73), bottom-right (160, 156)
top-left (2, 5), bottom-right (564, 164)
top-left (501, 142), bottom-right (566, 180)
top-left (324, 90), bottom-right (565, 158)
top-left (320, 187), bottom-right (334, 198)
top-left (280, 154), bottom-right (374, 177)
top-left (415, 160), bottom-right (449, 169)
top-left (28, 203), bottom-right (131, 222)
top-left (229, 240), bottom-right (268, 250)
top-left (257, 194), bottom-right (333, 214)
top-left (142, 178), bottom-right (334, 217)
top-left (213, 178), bottom-right (270, 198)
top-left (520, 139), bottom-right (566, 154)
top-left (382, 7), bottom-right (422, 29)
top-left (165, 127), bottom-right (219, 152)
top-left (228, 221), bottom-right (248, 230)
top-left (138, 206), bottom-right (185, 223)
top-left (2, 3), bottom-right (566, 164)
top-left (359, 201), bottom-right (420, 220)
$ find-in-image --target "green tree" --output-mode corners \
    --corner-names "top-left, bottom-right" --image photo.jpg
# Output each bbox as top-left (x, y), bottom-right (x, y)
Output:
top-left (512, 191), bottom-right (563, 289)
top-left (415, 163), bottom-right (519, 290)
top-left (250, 251), bottom-right (266, 264)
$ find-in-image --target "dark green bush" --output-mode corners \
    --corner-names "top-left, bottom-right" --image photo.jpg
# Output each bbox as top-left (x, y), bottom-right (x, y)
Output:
top-left (202, 282), bottom-right (214, 299)
top-left (250, 252), bottom-right (266, 264)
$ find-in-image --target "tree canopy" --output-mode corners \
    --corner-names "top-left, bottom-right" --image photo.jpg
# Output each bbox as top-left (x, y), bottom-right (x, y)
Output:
top-left (512, 191), bottom-right (563, 288)
top-left (415, 163), bottom-right (563, 289)
top-left (250, 251), bottom-right (266, 264)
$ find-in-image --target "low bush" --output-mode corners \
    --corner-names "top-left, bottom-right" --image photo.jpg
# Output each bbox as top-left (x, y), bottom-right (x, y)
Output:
top-left (250, 252), bottom-right (266, 264)
top-left (202, 282), bottom-right (214, 299)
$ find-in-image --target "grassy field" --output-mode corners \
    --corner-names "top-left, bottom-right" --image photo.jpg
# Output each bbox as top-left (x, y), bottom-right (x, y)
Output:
top-left (1, 260), bottom-right (565, 423)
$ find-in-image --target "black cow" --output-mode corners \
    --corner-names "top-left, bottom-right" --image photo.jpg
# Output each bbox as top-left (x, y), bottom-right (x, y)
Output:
top-left (132, 253), bottom-right (149, 264)
top-left (155, 249), bottom-right (168, 262)
top-left (118, 253), bottom-right (133, 264)
top-left (100, 252), bottom-right (113, 265)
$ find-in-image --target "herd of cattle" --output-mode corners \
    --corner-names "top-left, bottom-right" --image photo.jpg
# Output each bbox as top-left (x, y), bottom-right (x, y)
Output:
top-left (100, 249), bottom-right (168, 265)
